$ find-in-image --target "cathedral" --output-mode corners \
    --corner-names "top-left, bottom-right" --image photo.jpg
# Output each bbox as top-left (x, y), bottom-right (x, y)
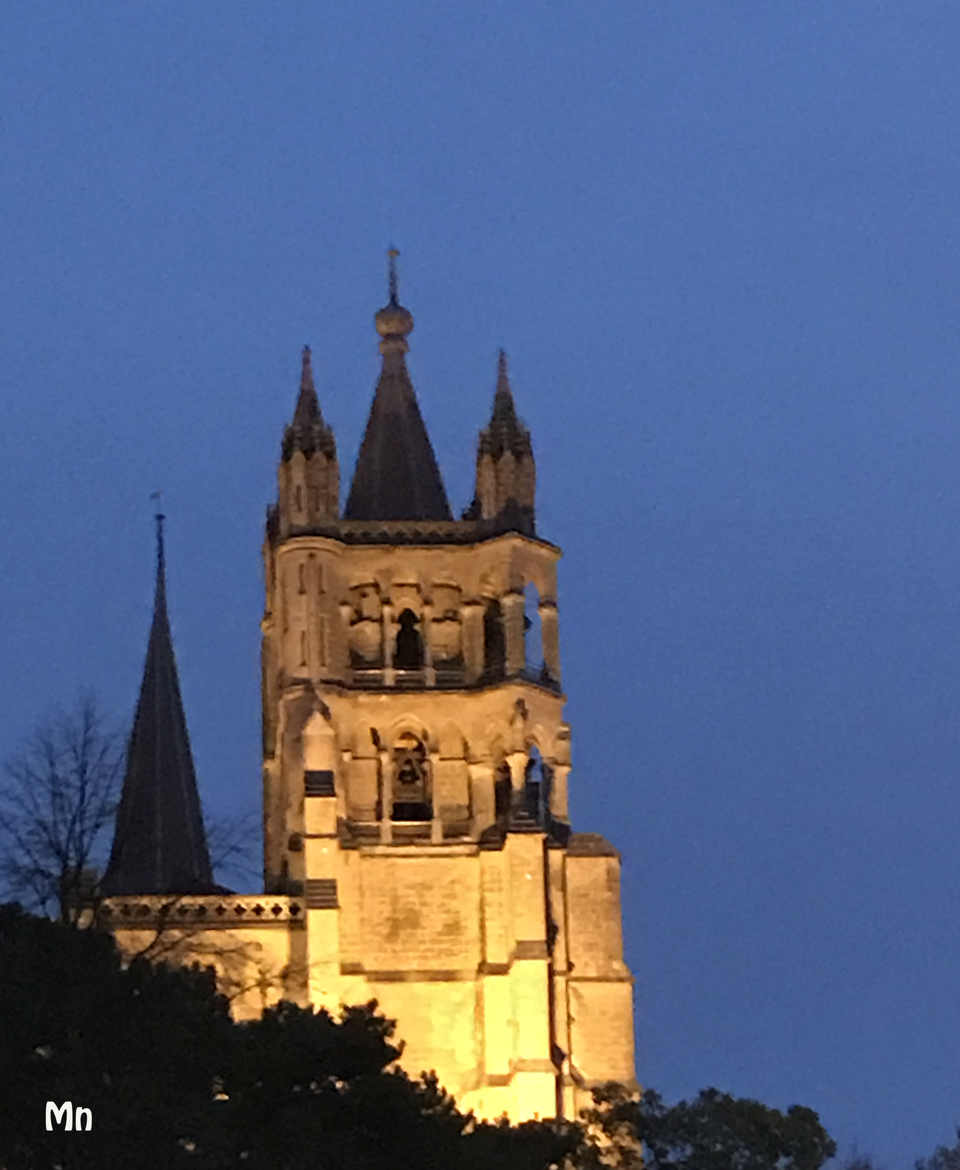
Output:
top-left (100, 255), bottom-right (636, 1121)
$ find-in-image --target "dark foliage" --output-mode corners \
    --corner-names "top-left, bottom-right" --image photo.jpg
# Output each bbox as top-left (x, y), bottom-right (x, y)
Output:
top-left (917, 1131), bottom-right (960, 1170)
top-left (578, 1082), bottom-right (836, 1170)
top-left (0, 906), bottom-right (839, 1170)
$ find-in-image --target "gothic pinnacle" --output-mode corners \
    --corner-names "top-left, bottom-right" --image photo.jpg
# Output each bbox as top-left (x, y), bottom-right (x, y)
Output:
top-left (282, 344), bottom-right (335, 461)
top-left (292, 345), bottom-right (320, 428)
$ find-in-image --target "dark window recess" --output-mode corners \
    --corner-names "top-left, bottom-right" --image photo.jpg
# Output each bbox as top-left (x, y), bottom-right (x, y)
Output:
top-left (484, 601), bottom-right (506, 677)
top-left (494, 763), bottom-right (512, 819)
top-left (392, 733), bottom-right (430, 820)
top-left (304, 770), bottom-right (335, 797)
top-left (304, 878), bottom-right (338, 909)
top-left (394, 609), bottom-right (423, 669)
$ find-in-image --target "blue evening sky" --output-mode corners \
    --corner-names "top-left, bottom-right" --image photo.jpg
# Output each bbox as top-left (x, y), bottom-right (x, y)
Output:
top-left (2, 4), bottom-right (958, 1164)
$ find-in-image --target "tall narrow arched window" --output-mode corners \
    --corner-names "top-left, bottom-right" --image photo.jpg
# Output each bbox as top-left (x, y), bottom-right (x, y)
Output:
top-left (295, 485), bottom-right (304, 512)
top-left (391, 732), bottom-right (431, 821)
top-left (524, 745), bottom-right (547, 825)
top-left (483, 600), bottom-right (506, 678)
top-left (394, 609), bottom-right (423, 670)
top-left (317, 616), bottom-right (328, 668)
top-left (523, 583), bottom-right (543, 676)
top-left (299, 630), bottom-right (307, 667)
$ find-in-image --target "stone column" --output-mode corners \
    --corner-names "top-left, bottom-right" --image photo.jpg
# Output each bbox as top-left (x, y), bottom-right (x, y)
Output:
top-left (460, 602), bottom-right (484, 682)
top-left (422, 603), bottom-right (435, 686)
top-left (549, 763), bottom-right (570, 821)
top-left (539, 600), bottom-right (560, 682)
top-left (429, 750), bottom-right (443, 842)
top-left (469, 761), bottom-right (495, 834)
top-left (382, 604), bottom-right (395, 687)
top-left (338, 602), bottom-right (353, 678)
top-left (506, 749), bottom-right (528, 795)
top-left (501, 591), bottom-right (525, 676)
top-left (378, 749), bottom-right (392, 843)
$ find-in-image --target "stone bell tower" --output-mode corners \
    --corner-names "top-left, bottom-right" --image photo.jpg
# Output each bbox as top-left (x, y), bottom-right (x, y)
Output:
top-left (259, 253), bottom-right (636, 1119)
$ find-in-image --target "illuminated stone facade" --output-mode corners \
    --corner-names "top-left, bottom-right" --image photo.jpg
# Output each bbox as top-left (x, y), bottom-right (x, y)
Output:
top-left (108, 264), bottom-right (636, 1120)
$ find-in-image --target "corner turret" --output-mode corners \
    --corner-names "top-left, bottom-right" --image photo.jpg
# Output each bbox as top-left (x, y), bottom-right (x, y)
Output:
top-left (472, 350), bottom-right (535, 535)
top-left (276, 346), bottom-right (339, 537)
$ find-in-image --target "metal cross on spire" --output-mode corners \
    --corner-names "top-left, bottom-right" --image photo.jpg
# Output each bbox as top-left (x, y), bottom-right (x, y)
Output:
top-left (149, 492), bottom-right (166, 604)
top-left (388, 246), bottom-right (399, 305)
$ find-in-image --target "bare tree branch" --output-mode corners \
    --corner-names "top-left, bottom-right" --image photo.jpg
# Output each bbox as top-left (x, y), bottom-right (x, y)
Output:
top-left (0, 692), bottom-right (124, 922)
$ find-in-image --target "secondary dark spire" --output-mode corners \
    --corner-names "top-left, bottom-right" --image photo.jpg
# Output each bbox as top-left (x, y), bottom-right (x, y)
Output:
top-left (344, 250), bottom-right (451, 521)
top-left (101, 514), bottom-right (215, 896)
top-left (282, 346), bottom-right (336, 460)
top-left (469, 349), bottom-right (536, 534)
top-left (479, 349), bottom-right (532, 458)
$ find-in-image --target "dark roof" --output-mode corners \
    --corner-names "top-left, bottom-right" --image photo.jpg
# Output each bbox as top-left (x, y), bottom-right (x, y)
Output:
top-left (344, 295), bottom-right (451, 522)
top-left (478, 349), bottom-right (531, 459)
top-left (281, 346), bottom-right (336, 461)
top-left (101, 517), bottom-right (215, 896)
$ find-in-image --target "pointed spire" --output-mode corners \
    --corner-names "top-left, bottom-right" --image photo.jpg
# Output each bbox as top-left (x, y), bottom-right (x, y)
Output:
top-left (491, 349), bottom-right (520, 430)
top-left (101, 514), bottom-right (215, 896)
top-left (345, 251), bottom-right (451, 521)
top-left (282, 345), bottom-right (336, 461)
top-left (292, 345), bottom-right (320, 428)
top-left (479, 348), bottom-right (531, 458)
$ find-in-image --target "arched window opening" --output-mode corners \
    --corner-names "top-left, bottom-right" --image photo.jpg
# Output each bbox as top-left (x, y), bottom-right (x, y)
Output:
top-left (392, 732), bottom-right (431, 821)
top-left (524, 745), bottom-right (548, 825)
top-left (483, 600), bottom-right (506, 678)
top-left (295, 485), bottom-right (304, 512)
top-left (299, 631), bottom-right (307, 667)
top-left (394, 609), bottom-right (423, 670)
top-left (523, 583), bottom-right (543, 676)
top-left (298, 562), bottom-right (306, 594)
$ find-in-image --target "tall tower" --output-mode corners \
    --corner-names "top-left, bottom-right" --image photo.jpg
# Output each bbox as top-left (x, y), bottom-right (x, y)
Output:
top-left (259, 255), bottom-right (636, 1119)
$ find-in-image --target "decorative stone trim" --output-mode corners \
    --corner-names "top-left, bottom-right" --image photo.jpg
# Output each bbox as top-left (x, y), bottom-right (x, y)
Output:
top-left (100, 894), bottom-right (303, 927)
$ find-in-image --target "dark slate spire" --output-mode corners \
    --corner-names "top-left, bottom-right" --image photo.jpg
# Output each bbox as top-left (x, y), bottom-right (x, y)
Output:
top-left (282, 346), bottom-right (336, 461)
top-left (102, 514), bottom-right (215, 896)
top-left (479, 349), bottom-right (532, 458)
top-left (344, 250), bottom-right (451, 521)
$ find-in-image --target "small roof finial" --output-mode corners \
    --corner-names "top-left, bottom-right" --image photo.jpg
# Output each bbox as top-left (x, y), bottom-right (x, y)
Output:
top-left (149, 492), bottom-right (167, 610)
top-left (387, 246), bottom-right (400, 306)
top-left (301, 344), bottom-right (314, 391)
top-left (375, 247), bottom-right (414, 348)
